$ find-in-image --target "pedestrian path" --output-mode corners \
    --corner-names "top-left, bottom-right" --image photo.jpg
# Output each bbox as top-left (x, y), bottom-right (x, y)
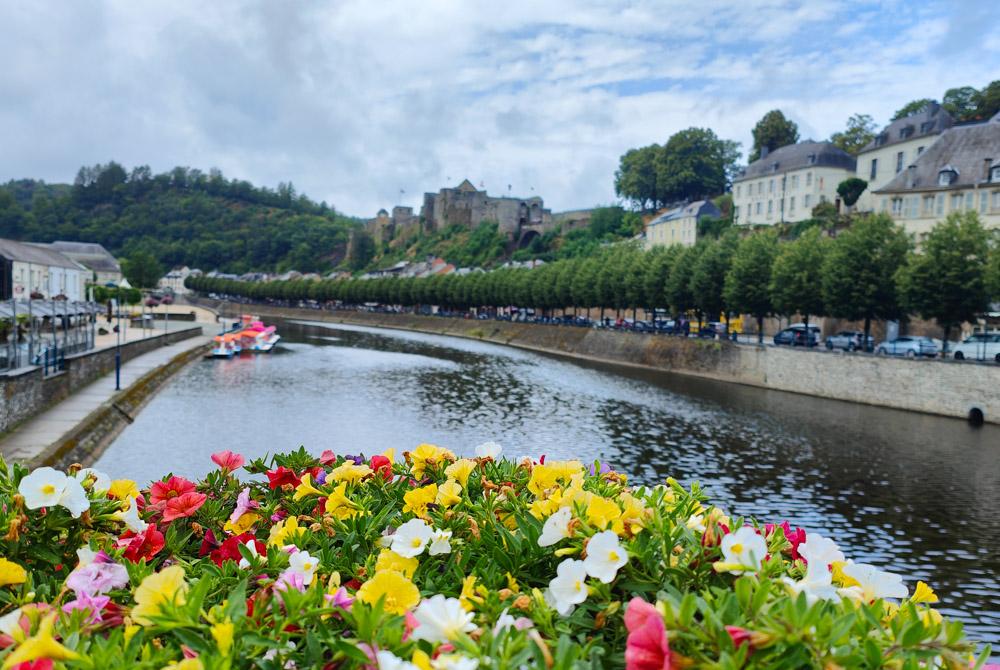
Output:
top-left (0, 333), bottom-right (212, 465)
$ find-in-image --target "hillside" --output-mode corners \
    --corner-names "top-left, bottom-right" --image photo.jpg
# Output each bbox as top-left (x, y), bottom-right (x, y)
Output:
top-left (0, 163), bottom-right (362, 274)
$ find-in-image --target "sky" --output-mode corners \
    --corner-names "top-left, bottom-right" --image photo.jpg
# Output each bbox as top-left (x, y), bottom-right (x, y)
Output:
top-left (2, 1), bottom-right (999, 218)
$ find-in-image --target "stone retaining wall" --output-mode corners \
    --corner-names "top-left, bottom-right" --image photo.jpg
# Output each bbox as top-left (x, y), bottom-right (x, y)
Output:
top-left (0, 326), bottom-right (203, 436)
top-left (202, 301), bottom-right (1000, 425)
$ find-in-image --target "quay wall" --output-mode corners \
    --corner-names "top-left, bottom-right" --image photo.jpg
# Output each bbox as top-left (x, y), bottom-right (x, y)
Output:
top-left (204, 301), bottom-right (1000, 425)
top-left (0, 326), bottom-right (203, 436)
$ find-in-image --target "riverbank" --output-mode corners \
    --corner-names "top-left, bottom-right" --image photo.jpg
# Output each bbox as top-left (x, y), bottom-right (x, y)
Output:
top-left (202, 299), bottom-right (1000, 425)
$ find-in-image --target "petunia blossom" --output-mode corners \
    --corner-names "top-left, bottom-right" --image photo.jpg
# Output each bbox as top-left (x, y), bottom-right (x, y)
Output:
top-left (211, 450), bottom-right (245, 472)
top-left (161, 491), bottom-right (208, 523)
top-left (118, 524), bottom-right (165, 563)
top-left (624, 597), bottom-right (671, 670)
top-left (229, 488), bottom-right (259, 526)
top-left (66, 559), bottom-right (128, 597)
top-left (62, 592), bottom-right (110, 625)
top-left (266, 466), bottom-right (301, 490)
top-left (148, 476), bottom-right (197, 508)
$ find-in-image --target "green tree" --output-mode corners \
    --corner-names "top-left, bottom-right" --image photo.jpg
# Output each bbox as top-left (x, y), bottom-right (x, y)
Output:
top-left (749, 110), bottom-right (799, 162)
top-left (655, 128), bottom-right (739, 203)
top-left (942, 86), bottom-right (980, 121)
top-left (665, 244), bottom-right (702, 316)
top-left (614, 146), bottom-right (659, 210)
top-left (975, 80), bottom-right (1000, 120)
top-left (122, 250), bottom-right (164, 289)
top-left (896, 211), bottom-right (990, 353)
top-left (987, 239), bottom-right (1000, 303)
top-left (830, 114), bottom-right (877, 156)
top-left (347, 230), bottom-right (376, 271)
top-left (821, 213), bottom-right (909, 346)
top-left (837, 178), bottom-right (868, 209)
top-left (642, 246), bottom-right (675, 314)
top-left (623, 248), bottom-right (648, 321)
top-left (769, 228), bottom-right (827, 329)
top-left (891, 99), bottom-right (936, 121)
top-left (690, 232), bottom-right (738, 330)
top-left (723, 231), bottom-right (779, 343)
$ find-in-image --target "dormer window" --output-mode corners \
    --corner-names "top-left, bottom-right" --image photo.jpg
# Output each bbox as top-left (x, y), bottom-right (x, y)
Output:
top-left (875, 133), bottom-right (888, 147)
top-left (938, 168), bottom-right (958, 186)
top-left (920, 121), bottom-right (934, 134)
top-left (807, 154), bottom-right (816, 165)
top-left (900, 125), bottom-right (914, 139)
top-left (991, 165), bottom-right (1000, 183)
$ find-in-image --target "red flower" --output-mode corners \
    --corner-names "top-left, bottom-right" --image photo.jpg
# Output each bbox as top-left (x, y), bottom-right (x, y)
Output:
top-left (149, 476), bottom-right (197, 508)
top-left (370, 455), bottom-right (392, 480)
top-left (118, 524), bottom-right (165, 562)
top-left (11, 661), bottom-right (54, 670)
top-left (199, 529), bottom-right (219, 557)
top-left (266, 466), bottom-right (301, 489)
top-left (625, 597), bottom-right (671, 670)
top-left (725, 625), bottom-right (754, 650)
top-left (211, 450), bottom-right (246, 473)
top-left (161, 491), bottom-right (208, 523)
top-left (766, 521), bottom-right (806, 561)
top-left (210, 532), bottom-right (265, 567)
top-left (319, 450), bottom-right (338, 466)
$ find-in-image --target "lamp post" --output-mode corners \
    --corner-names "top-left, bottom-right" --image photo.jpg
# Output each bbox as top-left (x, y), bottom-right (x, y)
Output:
top-left (113, 278), bottom-right (132, 391)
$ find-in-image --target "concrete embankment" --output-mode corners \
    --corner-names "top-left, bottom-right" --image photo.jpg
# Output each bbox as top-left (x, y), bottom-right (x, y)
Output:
top-left (205, 300), bottom-right (1000, 426)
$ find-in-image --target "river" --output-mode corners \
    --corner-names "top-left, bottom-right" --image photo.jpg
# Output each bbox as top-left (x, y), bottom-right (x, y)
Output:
top-left (95, 318), bottom-right (1000, 646)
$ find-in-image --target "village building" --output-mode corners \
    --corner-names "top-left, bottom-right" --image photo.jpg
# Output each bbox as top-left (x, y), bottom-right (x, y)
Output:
top-left (47, 240), bottom-right (122, 285)
top-left (0, 238), bottom-right (89, 301)
top-left (644, 200), bottom-right (721, 249)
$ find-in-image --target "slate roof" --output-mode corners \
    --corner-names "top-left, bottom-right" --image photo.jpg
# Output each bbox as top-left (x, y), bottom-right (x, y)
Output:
top-left (875, 117), bottom-right (1000, 194)
top-left (48, 241), bottom-right (121, 273)
top-left (734, 141), bottom-right (855, 181)
top-left (647, 200), bottom-right (721, 226)
top-left (0, 238), bottom-right (85, 269)
top-left (860, 103), bottom-right (954, 154)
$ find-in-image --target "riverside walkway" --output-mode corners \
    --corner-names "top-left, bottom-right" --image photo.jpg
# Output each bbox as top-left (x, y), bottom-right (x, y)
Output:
top-left (0, 327), bottom-right (212, 466)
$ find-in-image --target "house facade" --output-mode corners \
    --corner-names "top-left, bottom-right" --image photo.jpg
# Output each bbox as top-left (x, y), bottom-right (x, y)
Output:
top-left (0, 239), bottom-right (89, 301)
top-left (48, 241), bottom-right (122, 285)
top-left (733, 141), bottom-right (856, 226)
top-left (644, 200), bottom-right (721, 248)
top-left (874, 112), bottom-right (1000, 238)
top-left (855, 103), bottom-right (954, 213)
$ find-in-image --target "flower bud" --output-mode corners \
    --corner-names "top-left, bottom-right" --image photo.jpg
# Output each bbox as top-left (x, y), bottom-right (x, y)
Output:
top-left (512, 595), bottom-right (531, 611)
top-left (68, 462), bottom-right (83, 475)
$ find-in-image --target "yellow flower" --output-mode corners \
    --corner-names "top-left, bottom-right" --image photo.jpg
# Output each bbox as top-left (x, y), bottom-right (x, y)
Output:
top-left (403, 483), bottom-right (438, 518)
top-left (162, 660), bottom-right (204, 670)
top-left (436, 479), bottom-right (463, 507)
top-left (1, 613), bottom-right (78, 670)
top-left (108, 479), bottom-right (140, 500)
top-left (459, 574), bottom-right (485, 611)
top-left (527, 461), bottom-right (583, 496)
top-left (528, 492), bottom-right (564, 519)
top-left (921, 608), bottom-right (943, 627)
top-left (585, 495), bottom-right (621, 531)
top-left (325, 482), bottom-right (361, 520)
top-left (330, 462), bottom-right (373, 484)
top-left (132, 565), bottom-right (188, 626)
top-left (211, 620), bottom-right (234, 655)
top-left (356, 571), bottom-right (420, 614)
top-left (910, 581), bottom-right (939, 604)
top-left (506, 572), bottom-right (520, 593)
top-left (375, 549), bottom-right (419, 578)
top-left (293, 473), bottom-right (325, 500)
top-left (411, 649), bottom-right (433, 670)
top-left (612, 492), bottom-right (650, 536)
top-left (223, 511), bottom-right (260, 535)
top-left (408, 443), bottom-right (456, 479)
top-left (444, 459), bottom-right (476, 487)
top-left (382, 447), bottom-right (396, 463)
top-left (0, 558), bottom-right (27, 587)
top-left (123, 624), bottom-right (140, 644)
top-left (268, 515), bottom-right (306, 547)
top-left (830, 561), bottom-right (859, 588)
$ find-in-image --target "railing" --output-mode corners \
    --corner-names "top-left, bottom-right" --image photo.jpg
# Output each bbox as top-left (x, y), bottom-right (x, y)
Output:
top-left (1, 299), bottom-right (98, 374)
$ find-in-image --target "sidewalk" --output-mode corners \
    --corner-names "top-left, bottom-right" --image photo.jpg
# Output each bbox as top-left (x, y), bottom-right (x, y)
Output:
top-left (0, 333), bottom-right (212, 465)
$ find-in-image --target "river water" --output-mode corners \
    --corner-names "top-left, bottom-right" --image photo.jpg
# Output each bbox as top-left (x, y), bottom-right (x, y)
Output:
top-left (96, 318), bottom-right (1000, 646)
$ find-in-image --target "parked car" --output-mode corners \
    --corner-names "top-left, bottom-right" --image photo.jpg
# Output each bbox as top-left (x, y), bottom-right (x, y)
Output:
top-left (773, 324), bottom-right (821, 347)
top-left (950, 333), bottom-right (1000, 363)
top-left (875, 336), bottom-right (938, 358)
top-left (825, 330), bottom-right (874, 352)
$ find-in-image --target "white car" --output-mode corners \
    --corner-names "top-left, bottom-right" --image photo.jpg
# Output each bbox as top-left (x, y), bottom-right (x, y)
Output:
top-left (950, 333), bottom-right (1000, 363)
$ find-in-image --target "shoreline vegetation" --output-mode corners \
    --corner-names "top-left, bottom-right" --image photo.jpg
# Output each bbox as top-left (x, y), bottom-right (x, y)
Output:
top-left (0, 444), bottom-right (993, 669)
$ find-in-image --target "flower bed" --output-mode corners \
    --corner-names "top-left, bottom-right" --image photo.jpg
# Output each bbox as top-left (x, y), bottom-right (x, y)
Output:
top-left (0, 443), bottom-right (992, 669)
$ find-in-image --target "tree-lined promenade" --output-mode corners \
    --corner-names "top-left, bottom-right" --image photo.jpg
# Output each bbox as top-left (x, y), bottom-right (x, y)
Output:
top-left (188, 212), bottom-right (1000, 350)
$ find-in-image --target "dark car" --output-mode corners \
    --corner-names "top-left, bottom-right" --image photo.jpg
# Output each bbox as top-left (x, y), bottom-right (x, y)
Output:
top-left (773, 324), bottom-right (821, 347)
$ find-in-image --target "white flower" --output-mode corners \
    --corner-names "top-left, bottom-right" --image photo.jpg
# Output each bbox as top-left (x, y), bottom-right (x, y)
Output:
top-left (19, 467), bottom-right (70, 509)
top-left (583, 531), bottom-right (628, 584)
top-left (538, 507), bottom-right (573, 547)
top-left (117, 496), bottom-right (148, 533)
top-left (288, 550), bottom-right (318, 583)
top-left (686, 513), bottom-right (706, 533)
top-left (798, 533), bottom-right (844, 569)
top-left (548, 558), bottom-right (589, 615)
top-left (76, 546), bottom-right (98, 567)
top-left (376, 650), bottom-right (421, 670)
top-left (238, 540), bottom-right (261, 569)
top-left (411, 595), bottom-right (476, 643)
top-left (391, 519), bottom-right (434, 558)
top-left (782, 564), bottom-right (840, 604)
top-left (74, 468), bottom-right (111, 493)
top-left (58, 477), bottom-right (91, 518)
top-left (841, 562), bottom-right (908, 602)
top-left (474, 441), bottom-right (503, 459)
top-left (494, 607), bottom-right (517, 633)
top-left (428, 528), bottom-right (453, 555)
top-left (719, 526), bottom-right (767, 574)
top-left (432, 654), bottom-right (479, 670)
top-left (0, 608), bottom-right (22, 638)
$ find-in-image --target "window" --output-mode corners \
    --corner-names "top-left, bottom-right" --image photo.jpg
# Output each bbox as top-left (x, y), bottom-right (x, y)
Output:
top-left (758, 182), bottom-right (764, 195)
top-left (993, 191), bottom-right (1000, 210)
top-left (755, 202), bottom-right (762, 215)
top-left (951, 194), bottom-right (962, 210)
top-left (938, 169), bottom-right (957, 186)
top-left (917, 146), bottom-right (925, 155)
top-left (920, 121), bottom-right (934, 134)
top-left (735, 185), bottom-right (741, 197)
top-left (789, 196), bottom-right (796, 212)
top-left (870, 159), bottom-right (877, 180)
top-left (922, 195), bottom-right (934, 215)
top-left (733, 205), bottom-right (739, 220)
top-left (891, 198), bottom-right (903, 215)
top-left (819, 195), bottom-right (827, 204)
top-left (804, 194), bottom-right (812, 208)
top-left (903, 196), bottom-right (918, 218)
top-left (806, 172), bottom-right (812, 187)
top-left (935, 194), bottom-right (944, 216)
top-left (896, 152), bottom-right (904, 173)
top-left (819, 177), bottom-right (824, 190)
top-left (767, 200), bottom-right (773, 215)
top-left (880, 198), bottom-right (888, 212)
top-left (992, 165), bottom-right (1000, 183)
top-left (899, 125), bottom-right (914, 139)
top-left (769, 179), bottom-right (774, 193)
top-left (965, 192), bottom-right (974, 210)
top-left (981, 192), bottom-right (988, 214)
top-left (791, 175), bottom-right (799, 189)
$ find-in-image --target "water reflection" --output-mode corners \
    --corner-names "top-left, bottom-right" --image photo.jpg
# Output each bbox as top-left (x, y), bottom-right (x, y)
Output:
top-left (96, 318), bottom-right (1000, 645)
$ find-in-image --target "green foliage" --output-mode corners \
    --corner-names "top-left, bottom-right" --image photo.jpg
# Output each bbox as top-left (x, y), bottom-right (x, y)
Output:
top-left (769, 228), bottom-right (827, 323)
top-left (829, 114), bottom-right (877, 156)
top-left (988, 239), bottom-right (1000, 302)
top-left (896, 211), bottom-right (990, 349)
top-left (836, 178), bottom-right (868, 208)
top-left (724, 231), bottom-right (779, 338)
top-left (122, 250), bottom-right (164, 289)
top-left (892, 98), bottom-right (936, 121)
top-left (614, 145), bottom-right (659, 211)
top-left (892, 81), bottom-right (999, 122)
top-left (691, 232), bottom-right (738, 321)
top-left (749, 110), bottom-right (799, 162)
top-left (942, 86), bottom-right (981, 121)
top-left (347, 231), bottom-right (377, 271)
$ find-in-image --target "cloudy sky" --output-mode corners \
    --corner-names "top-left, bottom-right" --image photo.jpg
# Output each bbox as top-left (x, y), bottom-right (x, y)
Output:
top-left (2, 1), bottom-right (998, 217)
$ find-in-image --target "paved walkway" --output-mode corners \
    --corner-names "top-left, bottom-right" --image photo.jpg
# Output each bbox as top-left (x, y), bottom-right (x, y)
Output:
top-left (0, 332), bottom-right (212, 464)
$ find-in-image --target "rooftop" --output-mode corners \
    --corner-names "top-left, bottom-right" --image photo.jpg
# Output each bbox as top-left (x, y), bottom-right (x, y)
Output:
top-left (735, 141), bottom-right (856, 181)
top-left (860, 103), bottom-right (954, 154)
top-left (48, 240), bottom-right (121, 273)
top-left (0, 238), bottom-right (84, 269)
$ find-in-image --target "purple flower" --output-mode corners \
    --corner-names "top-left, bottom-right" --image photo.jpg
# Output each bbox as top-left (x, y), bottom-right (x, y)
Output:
top-left (274, 569), bottom-right (307, 593)
top-left (589, 462), bottom-right (612, 476)
top-left (63, 592), bottom-right (110, 624)
top-left (314, 470), bottom-right (327, 486)
top-left (346, 454), bottom-right (365, 465)
top-left (66, 560), bottom-right (129, 597)
top-left (324, 587), bottom-right (354, 609)
top-left (229, 487), bottom-right (260, 525)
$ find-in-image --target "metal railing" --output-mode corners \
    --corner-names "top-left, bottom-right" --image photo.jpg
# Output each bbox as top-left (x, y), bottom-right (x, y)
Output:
top-left (0, 299), bottom-right (98, 374)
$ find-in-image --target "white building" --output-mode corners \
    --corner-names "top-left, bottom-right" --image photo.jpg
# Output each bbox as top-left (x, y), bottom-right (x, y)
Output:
top-left (48, 241), bottom-right (123, 286)
top-left (733, 141), bottom-right (856, 226)
top-left (644, 200), bottom-right (721, 248)
top-left (159, 266), bottom-right (195, 294)
top-left (874, 112), bottom-right (1000, 239)
top-left (855, 103), bottom-right (954, 213)
top-left (0, 239), bottom-right (89, 301)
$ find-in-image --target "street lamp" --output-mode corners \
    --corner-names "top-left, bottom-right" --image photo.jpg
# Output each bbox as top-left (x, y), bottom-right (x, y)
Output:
top-left (114, 278), bottom-right (132, 391)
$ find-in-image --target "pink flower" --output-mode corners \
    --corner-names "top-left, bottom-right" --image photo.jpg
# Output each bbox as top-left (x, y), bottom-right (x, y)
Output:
top-left (725, 625), bottom-right (753, 649)
top-left (274, 570), bottom-right (306, 593)
top-left (319, 450), bottom-right (338, 466)
top-left (62, 592), bottom-right (110, 624)
top-left (161, 491), bottom-right (208, 523)
top-left (149, 476), bottom-right (197, 508)
top-left (324, 587), bottom-right (354, 609)
top-left (65, 560), bottom-right (128, 596)
top-left (766, 521), bottom-right (806, 560)
top-left (625, 597), bottom-right (671, 670)
top-left (212, 450), bottom-right (246, 473)
top-left (229, 487), bottom-right (260, 526)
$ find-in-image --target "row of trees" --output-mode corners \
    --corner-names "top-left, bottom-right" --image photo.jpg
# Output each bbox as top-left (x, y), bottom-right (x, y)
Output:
top-left (892, 80), bottom-right (1000, 123)
top-left (189, 212), bottom-right (1000, 350)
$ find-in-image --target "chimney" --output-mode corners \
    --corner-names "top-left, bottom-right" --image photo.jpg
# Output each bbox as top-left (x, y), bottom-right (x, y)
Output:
top-left (985, 158), bottom-right (993, 182)
top-left (760, 146), bottom-right (769, 159)
top-left (906, 164), bottom-right (917, 188)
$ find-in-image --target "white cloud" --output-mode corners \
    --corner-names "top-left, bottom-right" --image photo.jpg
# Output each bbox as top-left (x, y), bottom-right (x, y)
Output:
top-left (0, 0), bottom-right (997, 217)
